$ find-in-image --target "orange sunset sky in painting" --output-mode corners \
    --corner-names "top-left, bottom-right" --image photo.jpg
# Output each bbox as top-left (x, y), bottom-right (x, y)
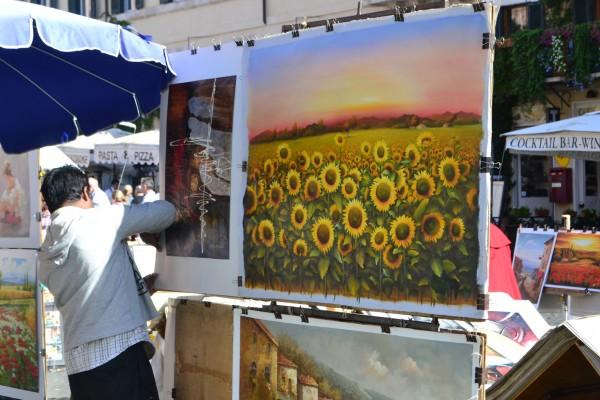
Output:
top-left (247, 13), bottom-right (487, 139)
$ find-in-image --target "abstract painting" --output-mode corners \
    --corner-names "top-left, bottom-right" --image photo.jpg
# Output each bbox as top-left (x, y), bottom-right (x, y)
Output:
top-left (0, 250), bottom-right (39, 395)
top-left (239, 312), bottom-right (480, 400)
top-left (547, 232), bottom-right (600, 291)
top-left (512, 229), bottom-right (556, 305)
top-left (242, 7), bottom-right (490, 317)
top-left (165, 76), bottom-right (236, 259)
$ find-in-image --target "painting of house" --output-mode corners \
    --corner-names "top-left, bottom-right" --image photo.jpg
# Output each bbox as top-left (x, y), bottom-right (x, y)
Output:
top-left (298, 375), bottom-right (318, 400)
top-left (240, 317), bottom-right (278, 399)
top-left (277, 353), bottom-right (297, 400)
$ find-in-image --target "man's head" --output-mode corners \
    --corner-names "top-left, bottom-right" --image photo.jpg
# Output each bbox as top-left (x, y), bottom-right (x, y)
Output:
top-left (41, 166), bottom-right (92, 213)
top-left (111, 178), bottom-right (119, 190)
top-left (142, 179), bottom-right (154, 193)
top-left (88, 177), bottom-right (100, 192)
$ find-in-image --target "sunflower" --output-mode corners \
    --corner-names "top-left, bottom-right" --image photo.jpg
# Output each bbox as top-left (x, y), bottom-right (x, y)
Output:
top-left (370, 162), bottom-right (378, 175)
top-left (449, 217), bottom-right (465, 242)
top-left (389, 215), bottom-right (416, 248)
top-left (335, 134), bottom-right (345, 147)
top-left (257, 179), bottom-right (266, 196)
top-left (466, 187), bottom-right (478, 211)
top-left (312, 152), bottom-right (324, 169)
top-left (298, 151), bottom-right (311, 171)
top-left (291, 204), bottom-right (308, 230)
top-left (311, 218), bottom-right (335, 254)
top-left (286, 170), bottom-right (301, 196)
top-left (293, 239), bottom-right (308, 257)
top-left (404, 144), bottom-right (420, 167)
top-left (320, 162), bottom-right (341, 193)
top-left (278, 229), bottom-right (287, 248)
top-left (383, 162), bottom-right (395, 174)
top-left (343, 199), bottom-right (368, 238)
top-left (393, 151), bottom-right (402, 163)
top-left (257, 191), bottom-right (266, 205)
top-left (361, 142), bottom-right (372, 156)
top-left (373, 140), bottom-right (389, 163)
top-left (383, 245), bottom-right (402, 270)
top-left (251, 168), bottom-right (260, 183)
top-left (326, 151), bottom-right (337, 163)
top-left (304, 176), bottom-right (321, 201)
top-left (268, 182), bottom-right (284, 208)
top-left (397, 167), bottom-right (410, 180)
top-left (337, 234), bottom-right (353, 257)
top-left (412, 171), bottom-right (436, 200)
top-left (289, 161), bottom-right (298, 170)
top-left (397, 180), bottom-right (409, 200)
top-left (258, 219), bottom-right (275, 247)
top-left (443, 146), bottom-right (454, 158)
top-left (340, 163), bottom-right (348, 177)
top-left (341, 177), bottom-right (358, 200)
top-left (355, 156), bottom-right (362, 165)
top-left (430, 162), bottom-right (439, 177)
top-left (370, 176), bottom-right (397, 212)
top-left (348, 168), bottom-right (362, 183)
top-left (459, 161), bottom-right (471, 177)
top-left (329, 203), bottom-right (342, 222)
top-left (244, 186), bottom-right (257, 216)
top-left (421, 212), bottom-right (445, 243)
top-left (251, 226), bottom-right (262, 246)
top-left (370, 227), bottom-right (388, 251)
top-left (263, 159), bottom-right (275, 178)
top-left (417, 131), bottom-right (434, 148)
top-left (277, 143), bottom-right (292, 163)
top-left (439, 157), bottom-right (460, 188)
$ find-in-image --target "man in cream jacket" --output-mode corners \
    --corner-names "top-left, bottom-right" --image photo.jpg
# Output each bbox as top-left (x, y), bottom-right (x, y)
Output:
top-left (39, 166), bottom-right (175, 399)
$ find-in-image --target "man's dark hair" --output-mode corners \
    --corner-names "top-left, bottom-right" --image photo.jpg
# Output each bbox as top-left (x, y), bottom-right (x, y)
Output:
top-left (41, 166), bottom-right (88, 213)
top-left (111, 178), bottom-right (119, 187)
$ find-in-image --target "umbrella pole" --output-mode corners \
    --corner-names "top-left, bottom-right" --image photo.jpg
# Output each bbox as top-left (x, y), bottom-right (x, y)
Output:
top-left (119, 158), bottom-right (128, 190)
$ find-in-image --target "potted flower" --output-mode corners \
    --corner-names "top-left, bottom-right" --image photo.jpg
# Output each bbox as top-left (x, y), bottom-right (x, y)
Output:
top-left (534, 206), bottom-right (550, 217)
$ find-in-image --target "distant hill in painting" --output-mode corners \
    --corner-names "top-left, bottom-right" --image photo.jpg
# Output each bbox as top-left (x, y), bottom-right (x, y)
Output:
top-left (251, 111), bottom-right (480, 143)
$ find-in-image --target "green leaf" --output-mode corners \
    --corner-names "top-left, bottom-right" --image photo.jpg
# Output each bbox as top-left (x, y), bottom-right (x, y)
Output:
top-left (348, 276), bottom-right (359, 296)
top-left (318, 259), bottom-right (330, 279)
top-left (432, 259), bottom-right (443, 278)
top-left (442, 259), bottom-right (457, 274)
top-left (458, 244), bottom-right (468, 256)
top-left (309, 249), bottom-right (321, 258)
top-left (334, 249), bottom-right (343, 264)
top-left (407, 249), bottom-right (419, 257)
top-left (356, 250), bottom-right (365, 269)
top-left (257, 247), bottom-right (266, 258)
top-left (377, 216), bottom-right (384, 226)
top-left (268, 258), bottom-right (277, 272)
top-left (418, 277), bottom-right (429, 286)
top-left (414, 199), bottom-right (429, 221)
top-left (448, 189), bottom-right (461, 201)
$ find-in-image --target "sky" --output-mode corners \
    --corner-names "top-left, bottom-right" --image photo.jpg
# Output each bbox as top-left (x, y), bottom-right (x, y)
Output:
top-left (248, 13), bottom-right (487, 138)
top-left (0, 256), bottom-right (35, 284)
top-left (514, 233), bottom-right (555, 272)
top-left (264, 319), bottom-right (474, 399)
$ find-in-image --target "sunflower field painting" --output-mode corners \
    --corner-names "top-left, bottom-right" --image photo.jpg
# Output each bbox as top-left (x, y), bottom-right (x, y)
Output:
top-left (242, 7), bottom-right (490, 316)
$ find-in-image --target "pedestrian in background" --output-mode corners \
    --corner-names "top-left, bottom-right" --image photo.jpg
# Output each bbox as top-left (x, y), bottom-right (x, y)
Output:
top-left (88, 177), bottom-right (110, 208)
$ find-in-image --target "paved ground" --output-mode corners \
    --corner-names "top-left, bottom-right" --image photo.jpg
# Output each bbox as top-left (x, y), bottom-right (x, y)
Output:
top-left (46, 367), bottom-right (70, 400)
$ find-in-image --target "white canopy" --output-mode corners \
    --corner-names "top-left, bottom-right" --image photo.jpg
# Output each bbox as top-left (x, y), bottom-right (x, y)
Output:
top-left (502, 111), bottom-right (600, 160)
top-left (59, 128), bottom-right (129, 167)
top-left (39, 146), bottom-right (76, 170)
top-left (94, 130), bottom-right (159, 165)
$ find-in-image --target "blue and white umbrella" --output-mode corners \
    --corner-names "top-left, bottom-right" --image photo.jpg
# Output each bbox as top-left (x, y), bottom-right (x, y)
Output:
top-left (0, 0), bottom-right (175, 153)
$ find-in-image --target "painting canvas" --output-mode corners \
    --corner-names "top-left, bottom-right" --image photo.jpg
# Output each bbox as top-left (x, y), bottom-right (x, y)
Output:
top-left (238, 311), bottom-right (481, 400)
top-left (0, 148), bottom-right (39, 249)
top-left (165, 76), bottom-right (235, 259)
top-left (242, 7), bottom-right (490, 317)
top-left (0, 250), bottom-right (40, 398)
top-left (547, 232), bottom-right (600, 291)
top-left (512, 229), bottom-right (557, 305)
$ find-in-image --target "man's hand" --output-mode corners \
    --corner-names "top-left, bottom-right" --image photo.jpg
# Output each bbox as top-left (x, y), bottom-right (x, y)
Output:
top-left (143, 272), bottom-right (159, 296)
top-left (140, 232), bottom-right (161, 251)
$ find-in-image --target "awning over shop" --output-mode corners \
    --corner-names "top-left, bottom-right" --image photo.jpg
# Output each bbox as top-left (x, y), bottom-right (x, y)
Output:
top-left (501, 111), bottom-right (600, 160)
top-left (94, 130), bottom-right (159, 165)
top-left (59, 128), bottom-right (129, 167)
top-left (39, 146), bottom-right (76, 170)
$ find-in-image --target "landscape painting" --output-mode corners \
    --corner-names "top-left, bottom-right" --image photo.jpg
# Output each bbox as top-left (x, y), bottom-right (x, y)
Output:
top-left (242, 10), bottom-right (489, 315)
top-left (512, 230), bottom-right (556, 305)
top-left (0, 250), bottom-right (38, 394)
top-left (165, 76), bottom-right (236, 259)
top-left (239, 314), bottom-right (479, 400)
top-left (547, 232), bottom-right (600, 291)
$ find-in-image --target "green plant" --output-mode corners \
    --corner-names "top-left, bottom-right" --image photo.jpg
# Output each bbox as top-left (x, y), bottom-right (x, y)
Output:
top-left (534, 206), bottom-right (550, 217)
top-left (574, 24), bottom-right (599, 84)
top-left (511, 29), bottom-right (546, 105)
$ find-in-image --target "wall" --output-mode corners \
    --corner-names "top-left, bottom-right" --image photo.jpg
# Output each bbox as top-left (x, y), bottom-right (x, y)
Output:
top-left (278, 365), bottom-right (297, 398)
top-left (239, 317), bottom-right (278, 399)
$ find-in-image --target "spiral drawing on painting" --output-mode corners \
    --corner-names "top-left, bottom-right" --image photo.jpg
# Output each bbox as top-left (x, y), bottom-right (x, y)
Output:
top-left (165, 76), bottom-right (235, 259)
